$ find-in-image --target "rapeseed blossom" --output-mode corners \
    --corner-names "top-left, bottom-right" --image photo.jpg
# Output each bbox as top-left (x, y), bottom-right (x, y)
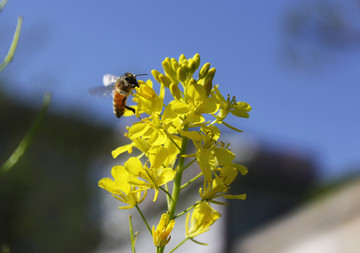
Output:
top-left (98, 54), bottom-right (251, 252)
top-left (152, 213), bottom-right (175, 248)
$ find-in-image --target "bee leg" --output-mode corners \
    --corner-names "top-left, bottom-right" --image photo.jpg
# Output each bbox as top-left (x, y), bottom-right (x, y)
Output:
top-left (124, 105), bottom-right (142, 120)
top-left (124, 105), bottom-right (135, 114)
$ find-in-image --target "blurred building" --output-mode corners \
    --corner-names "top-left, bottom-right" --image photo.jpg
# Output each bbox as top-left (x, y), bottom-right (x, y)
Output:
top-left (224, 140), bottom-right (319, 253)
top-left (0, 94), bottom-right (118, 253)
top-left (232, 177), bottom-right (360, 253)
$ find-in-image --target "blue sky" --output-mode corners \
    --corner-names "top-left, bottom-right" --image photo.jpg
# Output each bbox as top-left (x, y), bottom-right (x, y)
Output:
top-left (1, 0), bottom-right (359, 180)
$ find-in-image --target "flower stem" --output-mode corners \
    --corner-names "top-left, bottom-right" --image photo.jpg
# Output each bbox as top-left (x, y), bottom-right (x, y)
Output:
top-left (159, 126), bottom-right (189, 253)
top-left (169, 134), bottom-right (188, 219)
top-left (168, 238), bottom-right (189, 253)
top-left (173, 200), bottom-right (201, 219)
top-left (135, 205), bottom-right (152, 235)
top-left (159, 186), bottom-right (173, 202)
top-left (180, 172), bottom-right (202, 190)
top-left (164, 183), bottom-right (171, 209)
top-left (129, 215), bottom-right (136, 253)
top-left (182, 158), bottom-right (197, 171)
top-left (0, 93), bottom-right (51, 179)
top-left (0, 16), bottom-right (23, 72)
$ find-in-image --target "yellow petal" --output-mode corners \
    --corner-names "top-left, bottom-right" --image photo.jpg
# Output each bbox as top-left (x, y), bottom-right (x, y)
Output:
top-left (124, 157), bottom-right (143, 176)
top-left (171, 100), bottom-right (190, 114)
top-left (128, 122), bottom-right (150, 139)
top-left (180, 130), bottom-right (201, 141)
top-left (112, 143), bottom-right (133, 158)
top-left (197, 96), bottom-right (219, 114)
top-left (214, 148), bottom-right (235, 166)
top-left (148, 146), bottom-right (169, 169)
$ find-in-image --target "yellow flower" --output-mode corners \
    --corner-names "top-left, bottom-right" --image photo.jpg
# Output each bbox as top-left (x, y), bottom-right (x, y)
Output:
top-left (124, 157), bottom-right (175, 201)
top-left (185, 202), bottom-right (221, 238)
top-left (98, 166), bottom-right (147, 209)
top-left (212, 85), bottom-right (251, 131)
top-left (127, 114), bottom-right (169, 146)
top-left (199, 176), bottom-right (228, 201)
top-left (152, 213), bottom-right (175, 247)
top-left (133, 79), bottom-right (164, 117)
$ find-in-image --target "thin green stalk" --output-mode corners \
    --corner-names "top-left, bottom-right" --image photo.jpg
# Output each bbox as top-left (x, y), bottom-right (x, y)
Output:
top-left (164, 183), bottom-right (171, 210)
top-left (173, 201), bottom-right (201, 219)
top-left (168, 238), bottom-right (189, 253)
top-left (159, 186), bottom-right (173, 202)
top-left (0, 16), bottom-right (23, 72)
top-left (166, 132), bottom-right (181, 151)
top-left (158, 126), bottom-right (189, 253)
top-left (0, 0), bottom-right (8, 10)
top-left (129, 215), bottom-right (136, 253)
top-left (168, 134), bottom-right (188, 219)
top-left (0, 93), bottom-right (52, 179)
top-left (182, 158), bottom-right (197, 171)
top-left (135, 205), bottom-right (152, 235)
top-left (180, 172), bottom-right (202, 190)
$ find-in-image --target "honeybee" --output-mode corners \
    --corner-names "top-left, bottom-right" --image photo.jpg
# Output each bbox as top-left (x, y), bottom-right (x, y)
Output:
top-left (89, 72), bottom-right (147, 118)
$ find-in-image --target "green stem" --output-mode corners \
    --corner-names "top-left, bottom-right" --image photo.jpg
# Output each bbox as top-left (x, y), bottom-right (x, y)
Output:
top-left (164, 183), bottom-right (170, 210)
top-left (169, 133), bottom-right (188, 219)
top-left (0, 93), bottom-right (51, 179)
top-left (173, 201), bottom-right (201, 219)
top-left (0, 0), bottom-right (8, 10)
top-left (129, 215), bottom-right (136, 253)
top-left (135, 205), bottom-right (152, 235)
top-left (158, 125), bottom-right (189, 253)
top-left (166, 132), bottom-right (181, 151)
top-left (159, 186), bottom-right (173, 202)
top-left (182, 158), bottom-right (197, 171)
top-left (0, 16), bottom-right (23, 72)
top-left (180, 172), bottom-right (202, 190)
top-left (168, 238), bottom-right (189, 253)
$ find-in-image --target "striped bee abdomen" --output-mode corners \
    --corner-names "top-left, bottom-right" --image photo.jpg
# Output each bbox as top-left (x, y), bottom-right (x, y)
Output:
top-left (113, 91), bottom-right (127, 118)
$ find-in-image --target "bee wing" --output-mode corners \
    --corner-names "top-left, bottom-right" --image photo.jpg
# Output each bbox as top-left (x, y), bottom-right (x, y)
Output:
top-left (103, 74), bottom-right (119, 86)
top-left (88, 84), bottom-right (115, 97)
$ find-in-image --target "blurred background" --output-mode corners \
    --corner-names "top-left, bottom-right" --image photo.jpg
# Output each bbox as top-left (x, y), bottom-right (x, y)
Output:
top-left (1, 0), bottom-right (360, 252)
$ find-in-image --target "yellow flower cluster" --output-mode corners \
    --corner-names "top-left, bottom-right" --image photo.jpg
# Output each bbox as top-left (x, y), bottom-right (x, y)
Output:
top-left (98, 54), bottom-right (251, 250)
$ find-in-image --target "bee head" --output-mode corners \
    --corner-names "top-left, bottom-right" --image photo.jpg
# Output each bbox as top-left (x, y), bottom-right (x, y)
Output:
top-left (123, 72), bottom-right (139, 88)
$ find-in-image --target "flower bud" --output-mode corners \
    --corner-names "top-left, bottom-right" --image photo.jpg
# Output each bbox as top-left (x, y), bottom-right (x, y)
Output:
top-left (179, 54), bottom-right (187, 63)
top-left (170, 83), bottom-right (181, 100)
top-left (151, 69), bottom-right (162, 84)
top-left (188, 59), bottom-right (197, 74)
top-left (199, 63), bottom-right (210, 79)
top-left (188, 78), bottom-right (197, 87)
top-left (177, 66), bottom-right (187, 82)
top-left (193, 53), bottom-right (200, 70)
top-left (203, 78), bottom-right (213, 97)
top-left (171, 58), bottom-right (179, 72)
top-left (159, 73), bottom-right (172, 88)
top-left (162, 57), bottom-right (176, 78)
top-left (206, 67), bottom-right (216, 81)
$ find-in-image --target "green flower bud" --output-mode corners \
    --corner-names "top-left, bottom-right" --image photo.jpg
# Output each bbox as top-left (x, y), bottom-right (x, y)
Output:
top-left (162, 57), bottom-right (176, 79)
top-left (170, 83), bottom-right (181, 100)
top-left (199, 63), bottom-right (210, 79)
top-left (203, 78), bottom-right (213, 97)
top-left (179, 54), bottom-right (187, 63)
top-left (193, 53), bottom-right (200, 71)
top-left (159, 74), bottom-right (172, 88)
top-left (177, 66), bottom-right (187, 82)
top-left (188, 59), bottom-right (197, 74)
top-left (188, 78), bottom-right (197, 87)
top-left (151, 69), bottom-right (162, 84)
top-left (206, 67), bottom-right (216, 80)
top-left (171, 58), bottom-right (179, 72)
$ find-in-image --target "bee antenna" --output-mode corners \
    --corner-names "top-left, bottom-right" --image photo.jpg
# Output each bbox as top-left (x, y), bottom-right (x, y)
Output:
top-left (135, 73), bottom-right (148, 77)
